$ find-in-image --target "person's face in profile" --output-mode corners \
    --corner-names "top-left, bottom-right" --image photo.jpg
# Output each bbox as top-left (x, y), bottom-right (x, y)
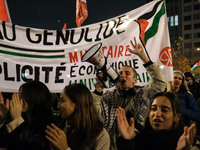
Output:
top-left (57, 90), bottom-right (75, 119)
top-left (118, 66), bottom-right (137, 90)
top-left (149, 96), bottom-right (175, 131)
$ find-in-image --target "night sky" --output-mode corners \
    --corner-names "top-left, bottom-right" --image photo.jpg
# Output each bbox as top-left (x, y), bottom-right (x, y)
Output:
top-left (7, 0), bottom-right (147, 30)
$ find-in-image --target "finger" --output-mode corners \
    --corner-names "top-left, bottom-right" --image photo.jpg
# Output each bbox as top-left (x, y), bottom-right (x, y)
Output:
top-left (134, 37), bottom-right (137, 48)
top-left (45, 135), bottom-right (55, 143)
top-left (116, 108), bottom-right (122, 123)
top-left (0, 92), bottom-right (4, 103)
top-left (191, 123), bottom-right (196, 137)
top-left (130, 117), bottom-right (135, 127)
top-left (9, 100), bottom-right (13, 109)
top-left (16, 94), bottom-right (21, 105)
top-left (51, 123), bottom-right (63, 135)
top-left (45, 129), bottom-right (59, 141)
top-left (184, 127), bottom-right (191, 145)
top-left (121, 108), bottom-right (126, 122)
top-left (6, 99), bottom-right (10, 110)
top-left (189, 123), bottom-right (196, 144)
top-left (14, 93), bottom-right (20, 104)
top-left (11, 94), bottom-right (17, 105)
top-left (188, 127), bottom-right (192, 144)
top-left (127, 48), bottom-right (133, 53)
top-left (45, 135), bottom-right (61, 149)
top-left (118, 107), bottom-right (126, 123)
top-left (45, 129), bottom-right (63, 146)
top-left (138, 43), bottom-right (142, 49)
top-left (130, 40), bottom-right (135, 49)
top-left (46, 125), bottom-right (60, 138)
top-left (183, 126), bottom-right (188, 135)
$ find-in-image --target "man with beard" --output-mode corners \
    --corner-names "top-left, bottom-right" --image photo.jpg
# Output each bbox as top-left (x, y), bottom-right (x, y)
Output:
top-left (98, 37), bottom-right (166, 150)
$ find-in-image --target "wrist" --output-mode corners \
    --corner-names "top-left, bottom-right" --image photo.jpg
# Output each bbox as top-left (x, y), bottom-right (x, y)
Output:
top-left (6, 116), bottom-right (24, 133)
top-left (93, 89), bottom-right (103, 96)
top-left (143, 60), bottom-right (153, 68)
top-left (11, 115), bottom-right (22, 121)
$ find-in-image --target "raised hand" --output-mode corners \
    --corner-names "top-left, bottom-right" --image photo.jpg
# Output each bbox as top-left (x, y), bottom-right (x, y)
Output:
top-left (128, 37), bottom-right (149, 64)
top-left (0, 92), bottom-right (9, 123)
top-left (10, 93), bottom-right (23, 120)
top-left (45, 123), bottom-right (68, 150)
top-left (116, 107), bottom-right (135, 140)
top-left (176, 123), bottom-right (196, 150)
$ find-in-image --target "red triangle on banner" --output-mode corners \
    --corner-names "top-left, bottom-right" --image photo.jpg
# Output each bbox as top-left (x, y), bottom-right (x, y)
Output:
top-left (0, 0), bottom-right (11, 22)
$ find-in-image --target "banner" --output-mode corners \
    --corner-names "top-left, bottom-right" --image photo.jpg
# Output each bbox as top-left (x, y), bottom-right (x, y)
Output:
top-left (0, 0), bottom-right (173, 92)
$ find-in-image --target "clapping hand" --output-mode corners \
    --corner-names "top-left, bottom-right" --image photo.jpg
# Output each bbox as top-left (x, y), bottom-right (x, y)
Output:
top-left (176, 123), bottom-right (196, 150)
top-left (0, 92), bottom-right (9, 123)
top-left (10, 93), bottom-right (23, 120)
top-left (116, 107), bottom-right (135, 140)
top-left (45, 123), bottom-right (68, 150)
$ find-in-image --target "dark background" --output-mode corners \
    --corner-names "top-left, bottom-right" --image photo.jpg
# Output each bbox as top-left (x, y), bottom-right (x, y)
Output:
top-left (7, 0), bottom-right (147, 30)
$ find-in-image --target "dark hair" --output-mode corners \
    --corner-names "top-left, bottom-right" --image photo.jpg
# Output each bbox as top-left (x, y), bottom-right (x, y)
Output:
top-left (184, 72), bottom-right (195, 82)
top-left (19, 81), bottom-right (53, 124)
top-left (144, 92), bottom-right (182, 131)
top-left (62, 83), bottom-right (103, 149)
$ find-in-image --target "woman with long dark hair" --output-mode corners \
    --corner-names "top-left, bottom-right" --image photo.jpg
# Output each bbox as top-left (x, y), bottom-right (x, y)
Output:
top-left (0, 81), bottom-right (58, 150)
top-left (116, 92), bottom-right (196, 150)
top-left (45, 83), bottom-right (110, 150)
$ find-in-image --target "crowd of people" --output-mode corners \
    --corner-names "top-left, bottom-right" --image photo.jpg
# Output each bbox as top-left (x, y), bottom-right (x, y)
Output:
top-left (0, 37), bottom-right (200, 150)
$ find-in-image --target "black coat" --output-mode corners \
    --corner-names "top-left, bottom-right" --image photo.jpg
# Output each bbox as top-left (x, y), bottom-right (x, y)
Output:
top-left (134, 129), bottom-right (183, 150)
top-left (0, 115), bottom-right (60, 150)
top-left (117, 126), bottom-right (184, 150)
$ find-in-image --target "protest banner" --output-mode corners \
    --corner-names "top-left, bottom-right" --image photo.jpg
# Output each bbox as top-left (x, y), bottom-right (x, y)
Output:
top-left (0, 0), bottom-right (173, 92)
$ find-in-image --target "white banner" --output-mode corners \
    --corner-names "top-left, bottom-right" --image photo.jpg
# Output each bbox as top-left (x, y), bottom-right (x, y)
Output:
top-left (0, 0), bottom-right (173, 92)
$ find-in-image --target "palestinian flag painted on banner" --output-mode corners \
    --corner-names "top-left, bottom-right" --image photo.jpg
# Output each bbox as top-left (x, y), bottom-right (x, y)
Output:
top-left (191, 59), bottom-right (200, 71)
top-left (136, 0), bottom-right (169, 61)
top-left (0, 0), bottom-right (11, 22)
top-left (137, 0), bottom-right (164, 46)
top-left (133, 0), bottom-right (173, 82)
